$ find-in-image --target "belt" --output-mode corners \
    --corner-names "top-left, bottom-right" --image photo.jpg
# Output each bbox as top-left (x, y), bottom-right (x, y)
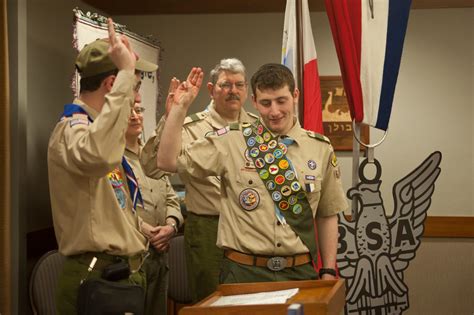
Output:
top-left (224, 249), bottom-right (312, 272)
top-left (71, 252), bottom-right (146, 272)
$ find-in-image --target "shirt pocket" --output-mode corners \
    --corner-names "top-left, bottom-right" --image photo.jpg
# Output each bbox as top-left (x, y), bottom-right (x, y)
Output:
top-left (235, 171), bottom-right (267, 212)
top-left (303, 177), bottom-right (322, 210)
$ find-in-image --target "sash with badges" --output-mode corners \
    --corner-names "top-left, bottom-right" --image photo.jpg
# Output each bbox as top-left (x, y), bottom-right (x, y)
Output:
top-left (241, 120), bottom-right (318, 264)
top-left (61, 104), bottom-right (143, 212)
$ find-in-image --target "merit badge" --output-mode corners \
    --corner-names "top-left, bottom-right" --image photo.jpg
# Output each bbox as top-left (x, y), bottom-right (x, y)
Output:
top-left (114, 187), bottom-right (127, 209)
top-left (268, 139), bottom-right (278, 149)
top-left (297, 191), bottom-right (306, 200)
top-left (279, 200), bottom-right (290, 211)
top-left (259, 169), bottom-right (270, 180)
top-left (278, 159), bottom-right (289, 170)
top-left (281, 185), bottom-right (292, 197)
top-left (279, 143), bottom-right (288, 154)
top-left (266, 180), bottom-right (276, 190)
top-left (255, 135), bottom-right (264, 144)
top-left (273, 149), bottom-right (283, 159)
top-left (305, 175), bottom-right (316, 181)
top-left (288, 195), bottom-right (297, 205)
top-left (272, 191), bottom-right (282, 202)
top-left (242, 122), bottom-right (251, 128)
top-left (263, 132), bottom-right (271, 142)
top-left (275, 175), bottom-right (285, 185)
top-left (243, 127), bottom-right (252, 136)
top-left (291, 181), bottom-right (302, 192)
top-left (247, 137), bottom-right (256, 147)
top-left (257, 125), bottom-right (264, 135)
top-left (259, 144), bottom-right (269, 152)
top-left (331, 153), bottom-right (338, 167)
top-left (264, 153), bottom-right (275, 164)
top-left (250, 147), bottom-right (260, 158)
top-left (292, 204), bottom-right (303, 215)
top-left (285, 170), bottom-right (295, 180)
top-left (269, 165), bottom-right (279, 175)
top-left (307, 160), bottom-right (317, 170)
top-left (239, 188), bottom-right (260, 211)
top-left (255, 158), bottom-right (265, 169)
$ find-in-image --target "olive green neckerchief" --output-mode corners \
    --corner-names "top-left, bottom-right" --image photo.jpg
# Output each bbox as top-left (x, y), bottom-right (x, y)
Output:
top-left (241, 119), bottom-right (318, 264)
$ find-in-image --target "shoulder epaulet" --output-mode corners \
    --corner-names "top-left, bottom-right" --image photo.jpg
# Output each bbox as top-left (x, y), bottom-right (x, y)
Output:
top-left (229, 123), bottom-right (240, 130)
top-left (183, 111), bottom-right (208, 125)
top-left (306, 130), bottom-right (330, 144)
top-left (247, 112), bottom-right (259, 119)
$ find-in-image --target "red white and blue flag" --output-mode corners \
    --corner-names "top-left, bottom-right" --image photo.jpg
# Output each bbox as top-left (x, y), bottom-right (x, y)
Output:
top-left (282, 0), bottom-right (323, 134)
top-left (325, 0), bottom-right (411, 131)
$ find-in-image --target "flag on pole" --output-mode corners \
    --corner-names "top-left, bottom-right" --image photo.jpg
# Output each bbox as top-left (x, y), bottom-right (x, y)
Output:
top-left (325, 0), bottom-right (411, 131)
top-left (282, 0), bottom-right (323, 134)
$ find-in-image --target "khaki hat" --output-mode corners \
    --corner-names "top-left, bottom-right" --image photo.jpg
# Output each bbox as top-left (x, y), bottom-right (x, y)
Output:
top-left (75, 38), bottom-right (158, 78)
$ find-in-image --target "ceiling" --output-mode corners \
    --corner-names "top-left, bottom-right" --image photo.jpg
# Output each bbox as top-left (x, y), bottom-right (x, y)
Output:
top-left (82, 0), bottom-right (474, 15)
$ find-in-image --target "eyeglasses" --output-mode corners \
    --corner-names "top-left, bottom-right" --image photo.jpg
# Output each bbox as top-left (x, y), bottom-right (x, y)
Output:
top-left (134, 81), bottom-right (142, 93)
top-left (131, 106), bottom-right (146, 115)
top-left (216, 81), bottom-right (247, 91)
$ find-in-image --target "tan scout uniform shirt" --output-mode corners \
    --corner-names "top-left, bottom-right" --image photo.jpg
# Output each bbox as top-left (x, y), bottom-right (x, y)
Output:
top-left (176, 121), bottom-right (348, 256)
top-left (124, 147), bottom-right (183, 227)
top-left (48, 71), bottom-right (147, 256)
top-left (141, 101), bottom-right (257, 215)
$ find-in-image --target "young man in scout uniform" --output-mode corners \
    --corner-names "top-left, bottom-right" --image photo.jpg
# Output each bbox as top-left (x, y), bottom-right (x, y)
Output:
top-left (140, 58), bottom-right (257, 301)
top-left (157, 64), bottom-right (348, 283)
top-left (47, 19), bottom-right (159, 313)
top-left (125, 102), bottom-right (183, 315)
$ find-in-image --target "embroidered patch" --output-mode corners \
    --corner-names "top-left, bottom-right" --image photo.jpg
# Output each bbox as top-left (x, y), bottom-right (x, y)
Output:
top-left (281, 185), bottom-right (292, 197)
top-left (255, 158), bottom-right (265, 169)
top-left (268, 139), bottom-right (278, 149)
top-left (292, 204), bottom-right (303, 215)
top-left (291, 181), bottom-right (302, 192)
top-left (266, 180), bottom-right (276, 190)
top-left (216, 127), bottom-right (229, 136)
top-left (264, 153), bottom-right (275, 164)
top-left (69, 115), bottom-right (89, 127)
top-left (275, 175), bottom-right (285, 185)
top-left (279, 200), bottom-right (289, 211)
top-left (243, 127), bottom-right (252, 136)
top-left (250, 147), bottom-right (260, 158)
top-left (272, 191), bottom-right (282, 202)
top-left (259, 144), bottom-right (269, 152)
top-left (279, 160), bottom-right (289, 170)
top-left (269, 165), bottom-right (279, 175)
top-left (331, 153), bottom-right (338, 167)
top-left (273, 149), bottom-right (283, 159)
top-left (255, 135), bottom-right (264, 144)
top-left (239, 188), bottom-right (260, 211)
top-left (305, 175), bottom-right (316, 181)
top-left (259, 169), bottom-right (270, 180)
top-left (285, 170), bottom-right (295, 180)
top-left (308, 160), bottom-right (317, 170)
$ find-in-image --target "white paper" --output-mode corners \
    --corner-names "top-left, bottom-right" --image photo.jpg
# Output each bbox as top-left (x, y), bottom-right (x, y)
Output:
top-left (210, 288), bottom-right (299, 306)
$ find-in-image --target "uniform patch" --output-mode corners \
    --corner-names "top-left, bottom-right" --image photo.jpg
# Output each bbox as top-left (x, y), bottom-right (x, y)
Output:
top-left (255, 136), bottom-right (264, 144)
top-left (263, 132), bottom-right (271, 142)
top-left (242, 122), bottom-right (251, 128)
top-left (259, 169), bottom-right (270, 180)
top-left (305, 175), bottom-right (316, 181)
top-left (264, 153), bottom-right (275, 164)
top-left (259, 144), bottom-right (269, 152)
top-left (239, 188), bottom-right (260, 211)
top-left (273, 149), bottom-right (283, 159)
top-left (243, 127), bottom-right (252, 136)
top-left (281, 185), bottom-right (292, 197)
top-left (288, 195), bottom-right (297, 205)
top-left (216, 127), bottom-right (229, 136)
top-left (331, 153), bottom-right (338, 167)
top-left (250, 148), bottom-right (260, 158)
top-left (285, 170), bottom-right (295, 180)
top-left (278, 160), bottom-right (289, 170)
top-left (247, 137), bottom-right (256, 147)
top-left (272, 191), bottom-right (282, 202)
top-left (268, 140), bottom-right (278, 149)
top-left (279, 200), bottom-right (289, 211)
top-left (292, 204), bottom-right (303, 215)
top-left (275, 175), bottom-right (285, 185)
top-left (266, 180), bottom-right (276, 190)
top-left (307, 160), bottom-right (317, 170)
top-left (269, 165), bottom-right (279, 175)
top-left (291, 181), bottom-right (302, 192)
top-left (255, 158), bottom-right (265, 169)
top-left (257, 125), bottom-right (264, 135)
top-left (69, 114), bottom-right (90, 127)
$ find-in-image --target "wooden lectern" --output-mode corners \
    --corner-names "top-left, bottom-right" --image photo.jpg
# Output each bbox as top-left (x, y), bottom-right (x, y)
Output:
top-left (179, 279), bottom-right (345, 315)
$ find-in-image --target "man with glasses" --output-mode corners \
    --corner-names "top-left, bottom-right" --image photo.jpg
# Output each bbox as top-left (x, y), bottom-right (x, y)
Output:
top-left (141, 58), bottom-right (257, 302)
top-left (125, 103), bottom-right (183, 315)
top-left (156, 64), bottom-right (347, 284)
top-left (47, 19), bottom-right (159, 313)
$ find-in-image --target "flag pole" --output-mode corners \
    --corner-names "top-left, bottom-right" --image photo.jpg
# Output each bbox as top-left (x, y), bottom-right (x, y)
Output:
top-left (296, 0), bottom-right (304, 123)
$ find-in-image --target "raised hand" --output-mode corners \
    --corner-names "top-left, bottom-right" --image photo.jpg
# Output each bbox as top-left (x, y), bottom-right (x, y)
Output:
top-left (167, 67), bottom-right (204, 112)
top-left (107, 18), bottom-right (136, 72)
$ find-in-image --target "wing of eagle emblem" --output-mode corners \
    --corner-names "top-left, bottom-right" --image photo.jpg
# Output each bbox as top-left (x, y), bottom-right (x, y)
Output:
top-left (337, 151), bottom-right (442, 315)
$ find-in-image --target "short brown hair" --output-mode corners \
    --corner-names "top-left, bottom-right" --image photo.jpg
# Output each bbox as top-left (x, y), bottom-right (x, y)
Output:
top-left (250, 63), bottom-right (295, 96)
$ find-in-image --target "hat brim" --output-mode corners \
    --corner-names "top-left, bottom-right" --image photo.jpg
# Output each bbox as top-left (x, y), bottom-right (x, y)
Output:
top-left (136, 58), bottom-right (158, 72)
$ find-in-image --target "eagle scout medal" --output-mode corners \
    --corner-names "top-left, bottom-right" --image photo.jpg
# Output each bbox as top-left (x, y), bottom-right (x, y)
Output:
top-left (239, 188), bottom-right (260, 211)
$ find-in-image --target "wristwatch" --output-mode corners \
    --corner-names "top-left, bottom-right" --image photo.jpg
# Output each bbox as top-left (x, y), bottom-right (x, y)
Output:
top-left (319, 268), bottom-right (337, 278)
top-left (168, 221), bottom-right (178, 234)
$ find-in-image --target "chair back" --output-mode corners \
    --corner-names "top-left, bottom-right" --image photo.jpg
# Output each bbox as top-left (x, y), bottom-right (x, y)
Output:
top-left (29, 250), bottom-right (66, 315)
top-left (168, 234), bottom-right (193, 304)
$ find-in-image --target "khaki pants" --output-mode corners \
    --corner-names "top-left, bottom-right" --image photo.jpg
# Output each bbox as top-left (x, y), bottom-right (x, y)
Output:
top-left (219, 256), bottom-right (318, 284)
top-left (56, 254), bottom-right (146, 315)
top-left (184, 213), bottom-right (223, 302)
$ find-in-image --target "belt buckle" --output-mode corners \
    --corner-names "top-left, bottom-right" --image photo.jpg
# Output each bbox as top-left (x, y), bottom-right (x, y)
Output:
top-left (266, 256), bottom-right (287, 271)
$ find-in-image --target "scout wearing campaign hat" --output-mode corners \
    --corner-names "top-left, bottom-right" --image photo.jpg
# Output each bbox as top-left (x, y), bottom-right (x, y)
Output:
top-left (75, 38), bottom-right (158, 78)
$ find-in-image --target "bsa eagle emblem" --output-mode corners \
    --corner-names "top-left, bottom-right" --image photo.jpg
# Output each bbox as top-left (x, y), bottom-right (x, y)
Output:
top-left (338, 151), bottom-right (442, 315)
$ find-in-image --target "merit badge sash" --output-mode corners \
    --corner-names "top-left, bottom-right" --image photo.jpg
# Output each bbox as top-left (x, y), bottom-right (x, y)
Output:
top-left (61, 104), bottom-right (143, 212)
top-left (242, 119), bottom-right (318, 263)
